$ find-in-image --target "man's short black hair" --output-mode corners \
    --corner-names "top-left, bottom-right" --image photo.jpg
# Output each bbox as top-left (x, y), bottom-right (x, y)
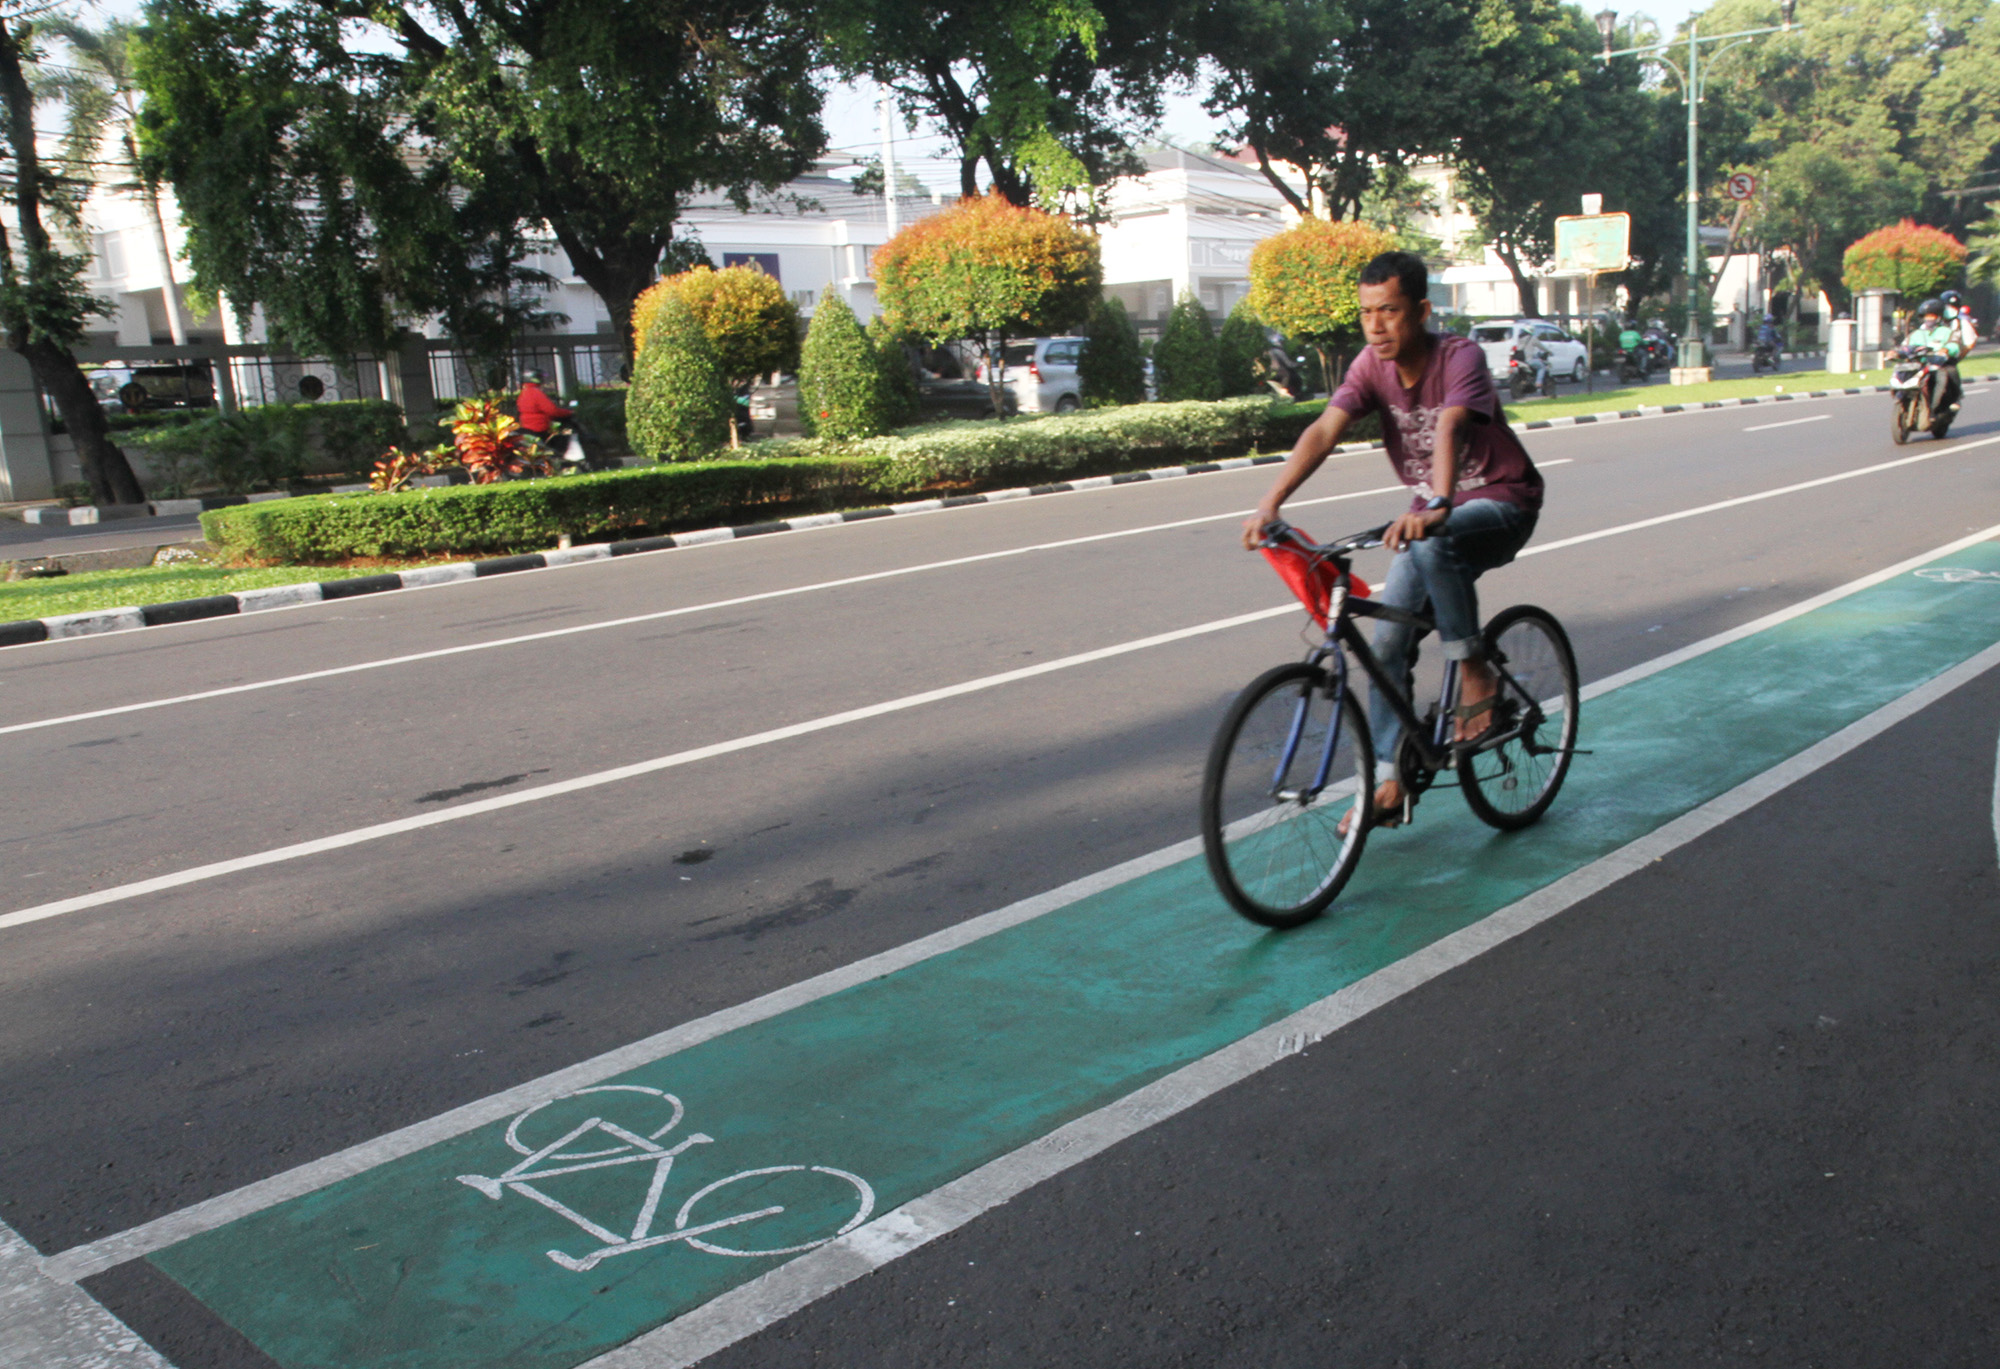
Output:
top-left (1358, 251), bottom-right (1429, 307)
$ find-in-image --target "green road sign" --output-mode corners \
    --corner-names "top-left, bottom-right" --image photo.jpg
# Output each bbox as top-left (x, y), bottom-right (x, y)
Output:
top-left (1554, 213), bottom-right (1632, 273)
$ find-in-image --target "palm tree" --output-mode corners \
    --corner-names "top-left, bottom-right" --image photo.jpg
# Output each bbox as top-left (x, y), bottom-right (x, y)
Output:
top-left (37, 17), bottom-right (189, 343)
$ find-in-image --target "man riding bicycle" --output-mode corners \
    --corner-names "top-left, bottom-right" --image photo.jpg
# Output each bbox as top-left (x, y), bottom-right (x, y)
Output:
top-left (1240, 251), bottom-right (1545, 829)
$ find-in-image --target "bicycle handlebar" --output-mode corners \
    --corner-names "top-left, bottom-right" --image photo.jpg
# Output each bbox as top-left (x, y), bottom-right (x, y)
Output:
top-left (1258, 519), bottom-right (1393, 556)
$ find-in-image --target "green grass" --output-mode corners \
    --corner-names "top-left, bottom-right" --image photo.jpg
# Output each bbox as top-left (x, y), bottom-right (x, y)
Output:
top-left (0, 559), bottom-right (441, 622)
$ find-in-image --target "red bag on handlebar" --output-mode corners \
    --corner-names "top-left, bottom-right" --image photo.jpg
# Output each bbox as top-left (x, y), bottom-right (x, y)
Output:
top-left (1261, 533), bottom-right (1368, 629)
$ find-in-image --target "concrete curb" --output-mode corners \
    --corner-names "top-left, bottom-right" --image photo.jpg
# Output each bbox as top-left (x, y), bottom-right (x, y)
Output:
top-left (4, 373), bottom-right (1985, 651)
top-left (20, 492), bottom-right (294, 526)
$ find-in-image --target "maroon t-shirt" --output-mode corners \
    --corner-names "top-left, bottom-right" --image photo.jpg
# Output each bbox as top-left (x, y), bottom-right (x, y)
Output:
top-left (1329, 331), bottom-right (1543, 512)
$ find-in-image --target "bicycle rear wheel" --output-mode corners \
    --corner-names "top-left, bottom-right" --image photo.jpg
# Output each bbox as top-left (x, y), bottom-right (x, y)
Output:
top-left (1459, 605), bottom-right (1578, 831)
top-left (1201, 662), bottom-right (1374, 928)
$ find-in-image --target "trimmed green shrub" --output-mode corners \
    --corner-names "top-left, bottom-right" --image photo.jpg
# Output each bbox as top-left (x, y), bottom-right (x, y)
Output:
top-left (867, 316), bottom-right (922, 430)
top-left (1217, 300), bottom-right (1266, 397)
top-left (1153, 293), bottom-right (1221, 402)
top-left (1078, 297), bottom-right (1145, 407)
top-left (199, 396), bottom-right (1375, 563)
top-left (123, 399), bottom-right (406, 495)
top-left (798, 296), bottom-right (886, 439)
top-left (626, 294), bottom-right (732, 461)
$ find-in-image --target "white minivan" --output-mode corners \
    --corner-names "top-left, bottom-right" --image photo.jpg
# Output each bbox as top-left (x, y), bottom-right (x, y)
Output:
top-left (986, 337), bottom-right (1085, 414)
top-left (1469, 320), bottom-right (1590, 383)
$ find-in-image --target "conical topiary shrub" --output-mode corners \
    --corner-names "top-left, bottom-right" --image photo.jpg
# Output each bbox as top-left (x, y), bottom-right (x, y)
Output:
top-left (1153, 291), bottom-right (1221, 402)
top-left (1217, 299), bottom-right (1267, 397)
top-left (627, 293), bottom-right (732, 461)
top-left (867, 314), bottom-right (922, 430)
top-left (798, 295), bottom-right (887, 439)
top-left (1078, 296), bottom-right (1145, 407)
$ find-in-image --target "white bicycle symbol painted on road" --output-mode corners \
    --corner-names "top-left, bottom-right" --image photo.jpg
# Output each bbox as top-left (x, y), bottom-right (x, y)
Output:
top-left (456, 1085), bottom-right (875, 1273)
top-left (1916, 568), bottom-right (2000, 584)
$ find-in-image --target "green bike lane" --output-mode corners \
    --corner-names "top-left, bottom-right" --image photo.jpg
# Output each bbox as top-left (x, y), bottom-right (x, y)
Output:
top-left (131, 536), bottom-right (2000, 1369)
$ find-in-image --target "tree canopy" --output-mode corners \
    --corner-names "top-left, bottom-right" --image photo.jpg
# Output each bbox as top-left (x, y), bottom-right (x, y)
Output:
top-left (135, 0), bottom-right (825, 362)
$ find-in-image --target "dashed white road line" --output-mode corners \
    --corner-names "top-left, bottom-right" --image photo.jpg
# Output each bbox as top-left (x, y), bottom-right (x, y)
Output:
top-left (1743, 413), bottom-right (1832, 432)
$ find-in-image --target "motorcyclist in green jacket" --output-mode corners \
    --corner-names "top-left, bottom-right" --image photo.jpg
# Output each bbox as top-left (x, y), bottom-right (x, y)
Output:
top-left (1901, 297), bottom-right (1964, 417)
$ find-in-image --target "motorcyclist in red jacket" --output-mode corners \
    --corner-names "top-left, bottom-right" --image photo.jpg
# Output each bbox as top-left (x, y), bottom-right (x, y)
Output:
top-left (516, 369), bottom-right (571, 437)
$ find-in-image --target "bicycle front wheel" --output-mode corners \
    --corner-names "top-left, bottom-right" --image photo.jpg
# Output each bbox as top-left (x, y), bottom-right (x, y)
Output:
top-left (1201, 663), bottom-right (1374, 928)
top-left (1459, 605), bottom-right (1579, 830)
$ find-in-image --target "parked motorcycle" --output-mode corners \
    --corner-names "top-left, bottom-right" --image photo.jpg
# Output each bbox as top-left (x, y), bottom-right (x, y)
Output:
top-left (1889, 348), bottom-right (1955, 445)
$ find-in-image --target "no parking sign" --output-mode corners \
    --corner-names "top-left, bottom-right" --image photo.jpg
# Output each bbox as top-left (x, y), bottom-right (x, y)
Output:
top-left (1725, 171), bottom-right (1757, 201)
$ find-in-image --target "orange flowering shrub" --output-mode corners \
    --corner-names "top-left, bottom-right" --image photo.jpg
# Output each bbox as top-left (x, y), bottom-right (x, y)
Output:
top-left (872, 193), bottom-right (1101, 343)
top-left (1247, 219), bottom-right (1397, 351)
top-left (631, 264), bottom-right (801, 384)
top-left (1842, 220), bottom-right (1967, 301)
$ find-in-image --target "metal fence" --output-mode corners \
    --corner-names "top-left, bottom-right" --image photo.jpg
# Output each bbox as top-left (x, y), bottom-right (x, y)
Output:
top-left (426, 338), bottom-right (625, 403)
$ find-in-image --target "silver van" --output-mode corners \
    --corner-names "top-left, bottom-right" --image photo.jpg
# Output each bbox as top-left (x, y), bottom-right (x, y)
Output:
top-left (988, 337), bottom-right (1085, 414)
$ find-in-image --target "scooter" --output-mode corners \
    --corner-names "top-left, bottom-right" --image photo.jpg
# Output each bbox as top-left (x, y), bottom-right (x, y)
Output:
top-left (545, 420), bottom-right (614, 472)
top-left (1507, 352), bottom-right (1553, 399)
top-left (1616, 346), bottom-right (1650, 384)
top-left (1751, 339), bottom-right (1781, 373)
top-left (1889, 349), bottom-right (1955, 445)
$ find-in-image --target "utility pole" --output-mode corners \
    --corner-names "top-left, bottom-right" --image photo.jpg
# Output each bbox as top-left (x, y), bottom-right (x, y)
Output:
top-left (880, 94), bottom-right (899, 240)
top-left (1598, 1), bottom-right (1796, 372)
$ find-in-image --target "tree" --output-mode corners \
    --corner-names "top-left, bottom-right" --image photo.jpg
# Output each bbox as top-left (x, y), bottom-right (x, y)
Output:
top-left (1843, 220), bottom-right (1967, 300)
top-left (1078, 296), bottom-right (1145, 406)
top-left (1153, 292), bottom-right (1220, 401)
top-left (627, 294), bottom-right (731, 460)
top-left (820, 0), bottom-right (1195, 205)
top-left (0, 11), bottom-right (143, 505)
top-left (873, 193), bottom-right (1101, 415)
top-left (1216, 299), bottom-right (1266, 397)
top-left (1247, 218), bottom-right (1394, 379)
top-left (136, 0), bottom-right (824, 364)
top-left (37, 19), bottom-right (188, 344)
top-left (798, 296), bottom-right (887, 439)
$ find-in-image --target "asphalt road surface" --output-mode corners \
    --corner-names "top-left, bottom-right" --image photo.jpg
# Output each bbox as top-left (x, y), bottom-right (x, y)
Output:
top-left (3, 379), bottom-right (1999, 1368)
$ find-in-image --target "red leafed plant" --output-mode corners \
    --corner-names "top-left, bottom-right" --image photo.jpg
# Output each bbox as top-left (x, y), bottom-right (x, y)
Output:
top-left (368, 444), bottom-right (455, 493)
top-left (450, 398), bottom-right (550, 484)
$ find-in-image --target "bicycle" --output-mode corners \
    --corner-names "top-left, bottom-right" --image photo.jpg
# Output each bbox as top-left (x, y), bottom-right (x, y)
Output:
top-left (1199, 520), bottom-right (1580, 929)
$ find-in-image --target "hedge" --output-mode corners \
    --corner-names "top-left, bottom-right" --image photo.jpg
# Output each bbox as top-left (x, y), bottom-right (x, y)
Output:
top-left (200, 396), bottom-right (1365, 563)
top-left (123, 400), bottom-right (407, 496)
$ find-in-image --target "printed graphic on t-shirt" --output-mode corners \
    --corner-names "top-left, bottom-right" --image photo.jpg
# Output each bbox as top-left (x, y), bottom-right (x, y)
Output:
top-left (1395, 403), bottom-right (1491, 490)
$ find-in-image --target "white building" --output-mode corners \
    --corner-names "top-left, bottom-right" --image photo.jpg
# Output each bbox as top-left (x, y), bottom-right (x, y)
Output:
top-left (1095, 148), bottom-right (1293, 329)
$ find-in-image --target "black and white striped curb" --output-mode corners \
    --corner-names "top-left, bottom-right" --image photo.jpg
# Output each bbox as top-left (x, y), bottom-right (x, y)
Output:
top-left (9, 373), bottom-right (1992, 651)
top-left (19, 491), bottom-right (295, 526)
top-left (0, 448), bottom-right (1370, 649)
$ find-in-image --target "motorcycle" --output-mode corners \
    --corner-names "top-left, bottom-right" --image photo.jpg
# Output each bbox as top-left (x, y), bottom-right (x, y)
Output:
top-left (1616, 345), bottom-right (1650, 384)
top-left (1642, 325), bottom-right (1677, 371)
top-left (544, 419), bottom-right (615, 473)
top-left (1889, 349), bottom-right (1955, 445)
top-left (1751, 338), bottom-right (1781, 373)
top-left (1507, 352), bottom-right (1553, 399)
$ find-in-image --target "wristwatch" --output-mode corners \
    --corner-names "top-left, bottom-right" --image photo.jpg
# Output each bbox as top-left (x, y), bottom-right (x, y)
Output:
top-left (1423, 495), bottom-right (1451, 513)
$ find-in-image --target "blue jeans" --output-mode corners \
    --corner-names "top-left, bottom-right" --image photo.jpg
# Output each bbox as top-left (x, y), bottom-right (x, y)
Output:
top-left (1367, 498), bottom-right (1538, 768)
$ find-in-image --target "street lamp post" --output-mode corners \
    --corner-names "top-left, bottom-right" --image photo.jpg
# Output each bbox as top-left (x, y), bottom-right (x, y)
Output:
top-left (1597, 1), bottom-right (1796, 372)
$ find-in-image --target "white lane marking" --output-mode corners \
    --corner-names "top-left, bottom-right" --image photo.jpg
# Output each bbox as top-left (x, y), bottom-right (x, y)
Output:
top-left (0, 1216), bottom-right (167, 1367)
top-left (592, 635), bottom-right (2000, 1369)
top-left (1518, 433), bottom-right (2000, 559)
top-left (40, 520), bottom-right (2000, 1283)
top-left (0, 484), bottom-right (1410, 739)
top-left (1743, 413), bottom-right (1832, 432)
top-left (0, 607), bottom-right (1297, 935)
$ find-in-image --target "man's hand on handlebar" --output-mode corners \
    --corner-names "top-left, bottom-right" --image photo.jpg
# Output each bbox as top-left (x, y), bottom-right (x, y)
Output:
top-left (1241, 504), bottom-right (1284, 551)
top-left (1381, 506), bottom-right (1449, 551)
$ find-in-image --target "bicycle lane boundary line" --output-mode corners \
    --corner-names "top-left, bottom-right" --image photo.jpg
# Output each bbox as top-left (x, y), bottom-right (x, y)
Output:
top-left (0, 1215), bottom-right (170, 1369)
top-left (605, 633), bottom-right (2000, 1369)
top-left (75, 536), bottom-right (2000, 1369)
top-left (36, 518), bottom-right (2000, 1286)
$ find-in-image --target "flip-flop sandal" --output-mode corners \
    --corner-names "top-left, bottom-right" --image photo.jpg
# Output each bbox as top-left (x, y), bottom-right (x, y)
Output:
top-left (1453, 695), bottom-right (1500, 746)
top-left (1339, 786), bottom-right (1412, 836)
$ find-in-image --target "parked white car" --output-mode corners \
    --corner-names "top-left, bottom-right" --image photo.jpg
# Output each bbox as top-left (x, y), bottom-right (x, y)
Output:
top-left (1469, 320), bottom-right (1590, 384)
top-left (987, 336), bottom-right (1084, 414)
